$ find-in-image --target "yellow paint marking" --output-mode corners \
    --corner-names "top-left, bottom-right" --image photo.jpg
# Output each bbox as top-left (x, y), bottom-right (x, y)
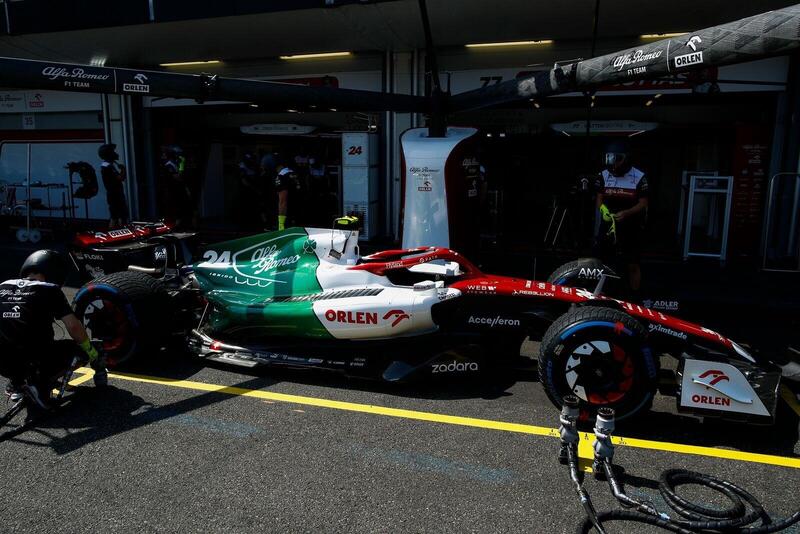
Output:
top-left (577, 432), bottom-right (595, 473)
top-left (73, 368), bottom-right (800, 470)
top-left (781, 385), bottom-right (800, 418)
top-left (69, 370), bottom-right (95, 387)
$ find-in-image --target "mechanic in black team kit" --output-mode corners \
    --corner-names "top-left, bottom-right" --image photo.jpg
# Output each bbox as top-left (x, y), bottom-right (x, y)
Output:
top-left (594, 141), bottom-right (648, 298)
top-left (275, 156), bottom-right (301, 231)
top-left (0, 250), bottom-right (106, 410)
top-left (99, 143), bottom-right (129, 228)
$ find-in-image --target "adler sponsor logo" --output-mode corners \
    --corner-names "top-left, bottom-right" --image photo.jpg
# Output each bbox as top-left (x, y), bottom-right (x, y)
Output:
top-left (648, 323), bottom-right (687, 340)
top-left (432, 361), bottom-right (479, 373)
top-left (325, 310), bottom-right (378, 325)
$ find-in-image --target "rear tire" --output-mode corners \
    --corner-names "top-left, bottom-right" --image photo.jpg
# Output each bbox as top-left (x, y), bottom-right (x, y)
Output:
top-left (547, 258), bottom-right (615, 293)
top-left (73, 271), bottom-right (170, 367)
top-left (538, 306), bottom-right (659, 422)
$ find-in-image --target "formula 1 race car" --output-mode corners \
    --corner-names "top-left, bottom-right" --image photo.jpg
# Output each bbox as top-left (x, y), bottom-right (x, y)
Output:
top-left (72, 224), bottom-right (783, 424)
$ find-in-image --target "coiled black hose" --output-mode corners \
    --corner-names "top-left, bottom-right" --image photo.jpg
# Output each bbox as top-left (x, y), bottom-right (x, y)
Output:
top-left (577, 465), bottom-right (800, 533)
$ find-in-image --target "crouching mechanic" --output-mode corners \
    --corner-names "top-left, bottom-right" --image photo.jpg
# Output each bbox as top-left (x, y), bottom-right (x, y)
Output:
top-left (0, 250), bottom-right (107, 409)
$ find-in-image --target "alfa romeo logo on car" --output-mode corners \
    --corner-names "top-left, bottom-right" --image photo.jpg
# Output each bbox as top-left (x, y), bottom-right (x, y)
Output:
top-left (232, 233), bottom-right (304, 284)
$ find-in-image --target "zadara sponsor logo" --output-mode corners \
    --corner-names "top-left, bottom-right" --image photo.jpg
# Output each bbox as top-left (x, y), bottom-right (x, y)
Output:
top-left (468, 315), bottom-right (521, 328)
top-left (432, 361), bottom-right (479, 374)
top-left (648, 323), bottom-right (687, 340)
top-left (611, 49), bottom-right (663, 72)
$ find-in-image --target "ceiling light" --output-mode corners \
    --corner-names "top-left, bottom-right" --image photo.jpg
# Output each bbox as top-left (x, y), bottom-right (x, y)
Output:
top-left (160, 60), bottom-right (221, 67)
top-left (645, 100), bottom-right (654, 107)
top-left (533, 102), bottom-right (540, 109)
top-left (654, 93), bottom-right (663, 99)
top-left (640, 32), bottom-right (687, 39)
top-left (280, 52), bottom-right (351, 60)
top-left (466, 40), bottom-right (553, 48)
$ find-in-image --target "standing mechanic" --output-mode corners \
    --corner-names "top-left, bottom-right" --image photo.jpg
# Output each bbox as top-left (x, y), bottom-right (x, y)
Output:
top-left (594, 141), bottom-right (648, 297)
top-left (0, 250), bottom-right (106, 410)
top-left (275, 157), bottom-right (301, 231)
top-left (98, 144), bottom-right (128, 228)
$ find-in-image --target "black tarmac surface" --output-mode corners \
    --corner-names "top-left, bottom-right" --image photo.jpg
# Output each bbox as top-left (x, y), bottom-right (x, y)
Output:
top-left (0, 333), bottom-right (798, 533)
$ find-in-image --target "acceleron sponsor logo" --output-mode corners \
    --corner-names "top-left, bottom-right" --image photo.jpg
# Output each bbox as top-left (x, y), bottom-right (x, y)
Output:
top-left (468, 315), bottom-right (520, 328)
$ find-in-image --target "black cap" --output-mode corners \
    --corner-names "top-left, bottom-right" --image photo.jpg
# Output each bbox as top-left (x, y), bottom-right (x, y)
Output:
top-left (20, 249), bottom-right (68, 286)
top-left (98, 143), bottom-right (118, 161)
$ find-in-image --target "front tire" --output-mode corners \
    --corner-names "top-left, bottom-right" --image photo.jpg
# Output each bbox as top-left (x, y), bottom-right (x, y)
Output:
top-left (547, 258), bottom-right (615, 293)
top-left (538, 306), bottom-right (659, 422)
top-left (73, 271), bottom-right (170, 367)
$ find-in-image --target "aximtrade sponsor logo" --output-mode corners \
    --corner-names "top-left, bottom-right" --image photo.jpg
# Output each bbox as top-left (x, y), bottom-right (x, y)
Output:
top-left (432, 360), bottom-right (479, 373)
top-left (468, 315), bottom-right (520, 328)
top-left (648, 323), bottom-right (687, 340)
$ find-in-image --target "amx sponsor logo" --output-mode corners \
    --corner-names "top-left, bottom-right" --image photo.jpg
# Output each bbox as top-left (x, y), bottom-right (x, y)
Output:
top-left (648, 323), bottom-right (688, 340)
top-left (611, 49), bottom-right (663, 72)
top-left (578, 267), bottom-right (604, 279)
top-left (674, 51), bottom-right (703, 68)
top-left (468, 315), bottom-right (520, 327)
top-left (432, 361), bottom-right (479, 373)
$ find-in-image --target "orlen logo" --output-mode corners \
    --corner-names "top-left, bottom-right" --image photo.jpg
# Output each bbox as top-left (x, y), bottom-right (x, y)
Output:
top-left (2, 305), bottom-right (21, 318)
top-left (383, 309), bottom-right (410, 327)
top-left (697, 369), bottom-right (729, 386)
top-left (325, 310), bottom-right (378, 325)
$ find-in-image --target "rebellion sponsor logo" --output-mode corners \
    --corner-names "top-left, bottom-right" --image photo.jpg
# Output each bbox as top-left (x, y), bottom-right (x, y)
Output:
top-left (513, 290), bottom-right (555, 297)
top-left (123, 73), bottom-right (150, 94)
top-left (468, 315), bottom-right (521, 328)
top-left (432, 360), bottom-right (479, 373)
top-left (648, 323), bottom-right (688, 340)
top-left (691, 393), bottom-right (731, 407)
top-left (674, 51), bottom-right (703, 68)
top-left (325, 310), bottom-right (378, 325)
top-left (611, 49), bottom-right (663, 72)
top-left (2, 305), bottom-right (21, 319)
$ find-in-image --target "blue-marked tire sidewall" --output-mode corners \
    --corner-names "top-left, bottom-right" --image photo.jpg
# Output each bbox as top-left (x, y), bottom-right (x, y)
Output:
top-left (539, 308), bottom-right (658, 422)
top-left (74, 285), bottom-right (139, 367)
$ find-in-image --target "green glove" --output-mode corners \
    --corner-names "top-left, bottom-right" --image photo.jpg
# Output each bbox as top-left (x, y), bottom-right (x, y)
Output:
top-left (79, 338), bottom-right (99, 364)
top-left (278, 215), bottom-right (287, 231)
top-left (599, 204), bottom-right (616, 240)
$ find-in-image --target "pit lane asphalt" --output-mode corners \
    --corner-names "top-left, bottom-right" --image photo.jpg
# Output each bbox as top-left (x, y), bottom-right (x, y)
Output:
top-left (0, 292), bottom-right (797, 533)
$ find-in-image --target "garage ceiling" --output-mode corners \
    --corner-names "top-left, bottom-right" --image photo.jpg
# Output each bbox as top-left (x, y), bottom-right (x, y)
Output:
top-left (0, 0), bottom-right (796, 68)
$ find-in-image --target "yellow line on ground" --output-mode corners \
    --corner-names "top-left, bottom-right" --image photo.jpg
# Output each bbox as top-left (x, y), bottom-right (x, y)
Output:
top-left (69, 370), bottom-right (95, 387)
top-left (75, 368), bottom-right (800, 470)
top-left (781, 385), bottom-right (800, 418)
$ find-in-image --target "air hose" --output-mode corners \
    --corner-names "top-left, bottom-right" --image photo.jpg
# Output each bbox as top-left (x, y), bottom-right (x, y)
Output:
top-left (557, 398), bottom-right (800, 534)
